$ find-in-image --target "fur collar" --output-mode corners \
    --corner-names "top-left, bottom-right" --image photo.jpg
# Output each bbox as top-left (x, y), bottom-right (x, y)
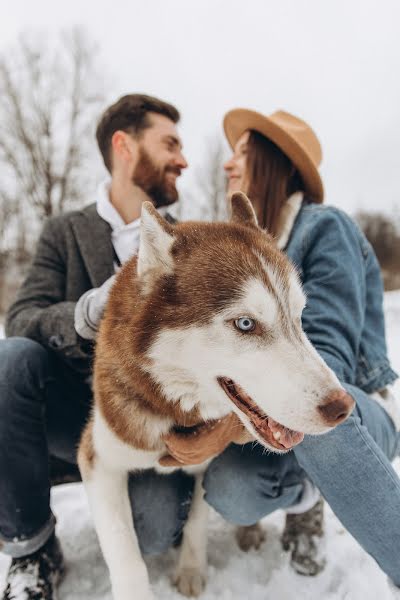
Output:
top-left (275, 192), bottom-right (304, 250)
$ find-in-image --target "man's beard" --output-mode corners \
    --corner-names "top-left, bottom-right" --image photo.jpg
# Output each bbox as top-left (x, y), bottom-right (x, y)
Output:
top-left (132, 146), bottom-right (180, 208)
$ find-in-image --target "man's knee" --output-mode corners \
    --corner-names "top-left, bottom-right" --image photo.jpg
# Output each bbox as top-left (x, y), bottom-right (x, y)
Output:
top-left (0, 337), bottom-right (50, 422)
top-left (0, 337), bottom-right (49, 379)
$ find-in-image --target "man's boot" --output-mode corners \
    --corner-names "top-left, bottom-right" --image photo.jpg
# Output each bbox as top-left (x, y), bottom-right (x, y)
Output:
top-left (2, 534), bottom-right (64, 600)
top-left (281, 497), bottom-right (326, 576)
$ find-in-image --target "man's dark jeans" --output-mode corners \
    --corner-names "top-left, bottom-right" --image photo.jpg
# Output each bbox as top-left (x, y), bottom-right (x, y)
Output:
top-left (0, 337), bottom-right (194, 558)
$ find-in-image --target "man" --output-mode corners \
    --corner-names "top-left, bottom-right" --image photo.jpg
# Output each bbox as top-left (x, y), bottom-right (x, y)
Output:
top-left (0, 94), bottom-right (194, 599)
top-left (0, 94), bottom-right (326, 600)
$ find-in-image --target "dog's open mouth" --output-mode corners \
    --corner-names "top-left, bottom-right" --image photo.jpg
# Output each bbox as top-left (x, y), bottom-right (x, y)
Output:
top-left (217, 377), bottom-right (305, 451)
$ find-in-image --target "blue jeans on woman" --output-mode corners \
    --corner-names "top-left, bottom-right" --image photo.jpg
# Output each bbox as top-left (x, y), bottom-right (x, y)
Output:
top-left (1, 337), bottom-right (399, 587)
top-left (204, 385), bottom-right (400, 586)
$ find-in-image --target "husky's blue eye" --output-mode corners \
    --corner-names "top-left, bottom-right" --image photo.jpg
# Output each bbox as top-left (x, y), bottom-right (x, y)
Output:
top-left (235, 317), bottom-right (256, 332)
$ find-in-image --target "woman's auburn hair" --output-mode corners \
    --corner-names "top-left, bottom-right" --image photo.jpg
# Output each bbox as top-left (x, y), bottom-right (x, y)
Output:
top-left (245, 130), bottom-right (304, 236)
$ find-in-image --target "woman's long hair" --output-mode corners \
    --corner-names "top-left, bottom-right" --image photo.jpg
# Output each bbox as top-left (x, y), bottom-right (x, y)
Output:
top-left (245, 131), bottom-right (304, 235)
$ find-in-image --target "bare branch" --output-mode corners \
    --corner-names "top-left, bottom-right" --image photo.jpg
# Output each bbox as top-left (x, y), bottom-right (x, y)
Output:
top-left (0, 59), bottom-right (43, 178)
top-left (0, 27), bottom-right (106, 255)
top-left (194, 134), bottom-right (229, 221)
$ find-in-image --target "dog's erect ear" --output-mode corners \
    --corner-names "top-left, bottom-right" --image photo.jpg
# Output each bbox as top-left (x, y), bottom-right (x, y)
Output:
top-left (230, 192), bottom-right (258, 228)
top-left (137, 202), bottom-right (174, 279)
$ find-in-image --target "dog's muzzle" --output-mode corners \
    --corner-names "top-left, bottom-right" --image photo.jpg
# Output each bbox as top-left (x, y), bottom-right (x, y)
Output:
top-left (217, 376), bottom-right (305, 452)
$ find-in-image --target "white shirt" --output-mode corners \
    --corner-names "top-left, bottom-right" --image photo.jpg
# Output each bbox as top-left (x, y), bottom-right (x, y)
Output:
top-left (96, 179), bottom-right (168, 265)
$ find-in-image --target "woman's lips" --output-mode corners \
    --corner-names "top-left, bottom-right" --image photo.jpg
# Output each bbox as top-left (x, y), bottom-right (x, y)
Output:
top-left (217, 377), bottom-right (305, 451)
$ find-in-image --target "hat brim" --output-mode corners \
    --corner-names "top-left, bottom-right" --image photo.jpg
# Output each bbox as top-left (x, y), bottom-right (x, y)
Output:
top-left (223, 108), bottom-right (324, 203)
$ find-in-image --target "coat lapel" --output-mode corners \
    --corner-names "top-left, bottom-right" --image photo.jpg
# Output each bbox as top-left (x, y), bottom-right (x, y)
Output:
top-left (275, 192), bottom-right (304, 250)
top-left (70, 204), bottom-right (115, 288)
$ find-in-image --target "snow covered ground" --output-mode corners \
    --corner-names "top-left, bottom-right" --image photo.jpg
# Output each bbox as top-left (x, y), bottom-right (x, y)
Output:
top-left (0, 291), bottom-right (399, 599)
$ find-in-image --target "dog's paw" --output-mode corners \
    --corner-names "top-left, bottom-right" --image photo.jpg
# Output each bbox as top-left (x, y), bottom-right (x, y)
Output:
top-left (172, 567), bottom-right (207, 597)
top-left (235, 523), bottom-right (266, 552)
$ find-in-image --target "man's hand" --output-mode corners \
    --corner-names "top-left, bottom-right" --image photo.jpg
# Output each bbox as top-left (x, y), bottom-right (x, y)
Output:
top-left (159, 412), bottom-right (254, 467)
top-left (74, 274), bottom-right (116, 340)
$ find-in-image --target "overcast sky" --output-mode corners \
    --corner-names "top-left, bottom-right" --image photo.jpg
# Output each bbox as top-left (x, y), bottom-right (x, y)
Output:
top-left (1, 0), bottom-right (400, 216)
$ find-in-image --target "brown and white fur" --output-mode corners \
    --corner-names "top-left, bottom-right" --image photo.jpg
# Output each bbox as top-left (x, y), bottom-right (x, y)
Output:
top-left (78, 192), bottom-right (354, 600)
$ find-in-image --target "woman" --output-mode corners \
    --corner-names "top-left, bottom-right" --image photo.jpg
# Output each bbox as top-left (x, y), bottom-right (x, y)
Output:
top-left (200, 108), bottom-right (400, 586)
top-left (79, 109), bottom-right (397, 589)
top-left (162, 109), bottom-right (400, 591)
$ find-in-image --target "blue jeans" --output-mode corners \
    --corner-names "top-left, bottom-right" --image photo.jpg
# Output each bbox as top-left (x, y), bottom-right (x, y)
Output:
top-left (204, 384), bottom-right (400, 587)
top-left (0, 338), bottom-right (194, 558)
top-left (1, 338), bottom-right (400, 587)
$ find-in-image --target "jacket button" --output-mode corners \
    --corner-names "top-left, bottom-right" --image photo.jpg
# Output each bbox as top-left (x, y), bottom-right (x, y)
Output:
top-left (49, 334), bottom-right (64, 349)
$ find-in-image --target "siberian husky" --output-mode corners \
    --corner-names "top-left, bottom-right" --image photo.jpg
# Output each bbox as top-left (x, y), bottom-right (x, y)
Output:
top-left (78, 192), bottom-right (354, 600)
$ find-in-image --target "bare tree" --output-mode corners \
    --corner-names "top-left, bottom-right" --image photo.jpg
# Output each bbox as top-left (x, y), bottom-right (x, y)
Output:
top-left (0, 193), bottom-right (16, 258)
top-left (0, 28), bottom-right (106, 256)
top-left (194, 134), bottom-right (229, 221)
top-left (356, 210), bottom-right (400, 290)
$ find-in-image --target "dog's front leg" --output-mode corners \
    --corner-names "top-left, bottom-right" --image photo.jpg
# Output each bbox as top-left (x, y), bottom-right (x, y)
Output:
top-left (173, 473), bottom-right (208, 597)
top-left (82, 461), bottom-right (153, 600)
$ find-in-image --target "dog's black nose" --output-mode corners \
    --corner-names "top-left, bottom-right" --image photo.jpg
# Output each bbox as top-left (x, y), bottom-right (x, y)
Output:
top-left (318, 390), bottom-right (355, 426)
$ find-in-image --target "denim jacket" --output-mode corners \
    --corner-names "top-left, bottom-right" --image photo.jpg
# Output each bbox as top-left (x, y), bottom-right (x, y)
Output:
top-left (277, 194), bottom-right (398, 394)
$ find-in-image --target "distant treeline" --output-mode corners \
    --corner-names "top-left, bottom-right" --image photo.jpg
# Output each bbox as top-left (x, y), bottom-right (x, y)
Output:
top-left (356, 211), bottom-right (400, 291)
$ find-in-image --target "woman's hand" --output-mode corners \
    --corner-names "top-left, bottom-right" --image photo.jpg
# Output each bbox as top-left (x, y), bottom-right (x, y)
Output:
top-left (159, 413), bottom-right (253, 467)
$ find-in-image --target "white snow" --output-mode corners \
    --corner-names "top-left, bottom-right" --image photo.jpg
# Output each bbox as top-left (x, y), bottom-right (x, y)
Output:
top-left (0, 291), bottom-right (399, 599)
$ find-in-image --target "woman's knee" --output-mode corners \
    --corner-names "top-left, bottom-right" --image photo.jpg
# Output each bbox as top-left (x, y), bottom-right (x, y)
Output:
top-left (294, 409), bottom-right (381, 489)
top-left (128, 470), bottom-right (194, 555)
top-left (203, 444), bottom-right (304, 525)
top-left (203, 469), bottom-right (265, 525)
top-left (295, 395), bottom-right (397, 471)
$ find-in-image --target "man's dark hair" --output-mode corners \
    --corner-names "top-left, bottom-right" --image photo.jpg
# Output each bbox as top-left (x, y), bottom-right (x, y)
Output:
top-left (96, 94), bottom-right (180, 172)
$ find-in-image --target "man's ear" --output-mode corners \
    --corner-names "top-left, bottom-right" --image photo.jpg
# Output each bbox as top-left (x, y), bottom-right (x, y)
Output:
top-left (229, 192), bottom-right (258, 228)
top-left (111, 130), bottom-right (136, 164)
top-left (137, 202), bottom-right (174, 279)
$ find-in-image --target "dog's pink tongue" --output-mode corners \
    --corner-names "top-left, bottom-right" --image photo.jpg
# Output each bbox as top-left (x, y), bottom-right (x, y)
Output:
top-left (268, 418), bottom-right (304, 449)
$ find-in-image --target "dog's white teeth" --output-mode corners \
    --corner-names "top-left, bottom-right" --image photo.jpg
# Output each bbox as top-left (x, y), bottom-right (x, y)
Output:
top-left (273, 431), bottom-right (282, 441)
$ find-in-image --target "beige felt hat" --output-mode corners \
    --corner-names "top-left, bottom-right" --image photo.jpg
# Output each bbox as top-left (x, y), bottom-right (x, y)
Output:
top-left (223, 108), bottom-right (324, 202)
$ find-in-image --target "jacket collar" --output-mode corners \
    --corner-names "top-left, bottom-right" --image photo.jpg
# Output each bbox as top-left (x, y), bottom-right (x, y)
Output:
top-left (275, 192), bottom-right (304, 250)
top-left (70, 192), bottom-right (299, 287)
top-left (96, 178), bottom-right (174, 231)
top-left (69, 203), bottom-right (177, 288)
top-left (70, 204), bottom-right (115, 288)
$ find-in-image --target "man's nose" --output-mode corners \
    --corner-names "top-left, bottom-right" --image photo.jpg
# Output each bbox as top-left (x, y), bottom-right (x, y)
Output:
top-left (175, 152), bottom-right (188, 170)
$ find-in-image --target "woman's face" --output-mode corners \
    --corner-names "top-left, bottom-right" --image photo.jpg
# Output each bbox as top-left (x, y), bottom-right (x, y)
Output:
top-left (224, 131), bottom-right (249, 194)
